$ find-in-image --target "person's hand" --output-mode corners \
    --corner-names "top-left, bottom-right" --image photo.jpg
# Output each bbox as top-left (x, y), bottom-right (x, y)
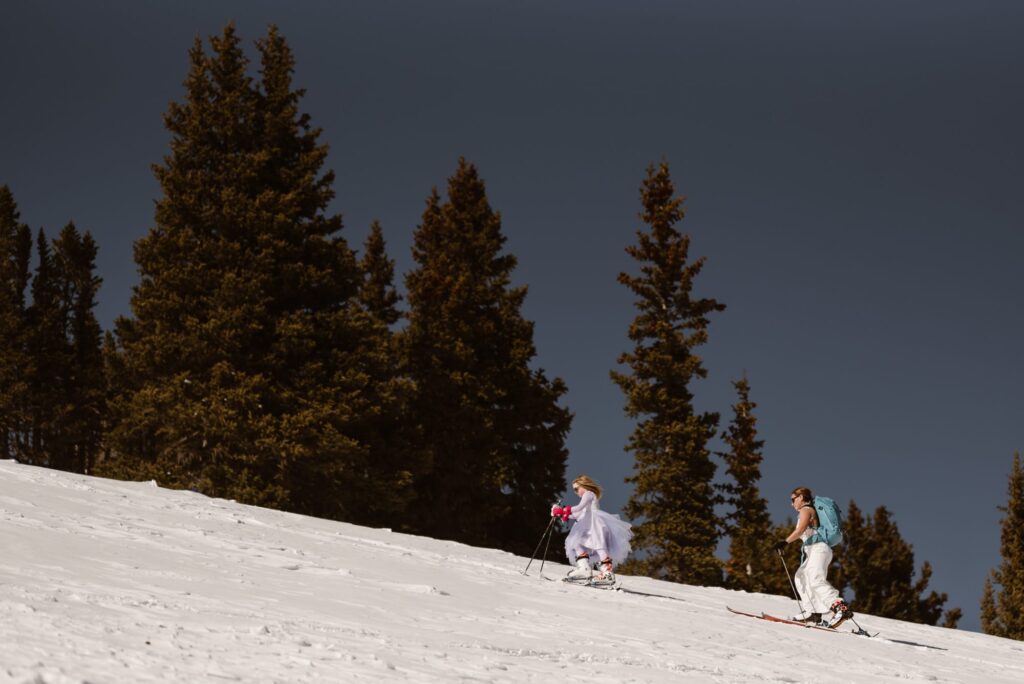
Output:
top-left (773, 540), bottom-right (788, 553)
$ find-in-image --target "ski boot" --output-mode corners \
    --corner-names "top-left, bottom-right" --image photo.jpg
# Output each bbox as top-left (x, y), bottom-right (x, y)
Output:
top-left (565, 554), bottom-right (593, 581)
top-left (591, 558), bottom-right (615, 585)
top-left (792, 612), bottom-right (822, 625)
top-left (826, 599), bottom-right (853, 629)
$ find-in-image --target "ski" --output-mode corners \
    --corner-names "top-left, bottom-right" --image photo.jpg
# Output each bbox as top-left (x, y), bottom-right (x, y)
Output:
top-left (760, 612), bottom-right (843, 633)
top-left (763, 612), bottom-right (876, 638)
top-left (727, 606), bottom-right (876, 637)
top-left (536, 573), bottom-right (621, 590)
top-left (562, 577), bottom-right (621, 590)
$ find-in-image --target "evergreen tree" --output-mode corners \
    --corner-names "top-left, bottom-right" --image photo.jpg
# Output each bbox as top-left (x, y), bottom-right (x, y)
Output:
top-left (358, 220), bottom-right (400, 326)
top-left (0, 186), bottom-right (32, 460)
top-left (51, 223), bottom-right (104, 473)
top-left (981, 451), bottom-right (1024, 640)
top-left (103, 25), bottom-right (403, 522)
top-left (403, 158), bottom-right (571, 553)
top-left (834, 500), bottom-right (960, 627)
top-left (980, 575), bottom-right (999, 634)
top-left (718, 377), bottom-right (787, 594)
top-left (100, 330), bottom-right (123, 466)
top-left (25, 229), bottom-right (66, 466)
top-left (830, 499), bottom-right (864, 597)
top-left (351, 220), bottom-right (424, 529)
top-left (612, 161), bottom-right (726, 586)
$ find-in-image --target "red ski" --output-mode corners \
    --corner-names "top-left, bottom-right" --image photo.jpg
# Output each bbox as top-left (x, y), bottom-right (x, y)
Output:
top-left (727, 606), bottom-right (876, 637)
top-left (726, 606), bottom-right (839, 633)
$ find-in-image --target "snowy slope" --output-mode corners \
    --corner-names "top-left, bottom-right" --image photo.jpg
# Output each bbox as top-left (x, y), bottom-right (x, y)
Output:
top-left (1, 461), bottom-right (1022, 683)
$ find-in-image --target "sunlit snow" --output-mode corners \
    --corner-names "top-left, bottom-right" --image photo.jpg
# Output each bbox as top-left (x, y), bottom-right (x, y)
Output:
top-left (2, 460), bottom-right (1022, 683)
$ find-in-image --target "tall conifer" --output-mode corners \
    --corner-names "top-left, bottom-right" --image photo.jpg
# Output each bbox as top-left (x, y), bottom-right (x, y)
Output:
top-left (51, 223), bottom-right (104, 473)
top-left (25, 230), bottom-right (66, 466)
top-left (403, 158), bottom-right (571, 553)
top-left (834, 500), bottom-right (960, 627)
top-left (359, 220), bottom-right (400, 326)
top-left (719, 377), bottom-right (786, 594)
top-left (351, 220), bottom-right (424, 529)
top-left (104, 26), bottom-right (396, 520)
top-left (981, 451), bottom-right (1024, 640)
top-left (0, 186), bottom-right (32, 460)
top-left (612, 162), bottom-right (725, 585)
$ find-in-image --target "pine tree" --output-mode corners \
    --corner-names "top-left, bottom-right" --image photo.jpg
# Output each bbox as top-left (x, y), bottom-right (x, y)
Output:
top-left (612, 162), bottom-right (726, 585)
top-left (103, 25), bottom-right (397, 521)
top-left (403, 158), bottom-right (571, 553)
top-left (0, 186), bottom-right (32, 460)
top-left (981, 451), bottom-right (1024, 640)
top-left (834, 500), bottom-right (960, 627)
top-left (51, 223), bottom-right (104, 473)
top-left (830, 499), bottom-right (865, 597)
top-left (359, 220), bottom-right (400, 326)
top-left (718, 377), bottom-right (787, 594)
top-left (25, 229), bottom-right (67, 466)
top-left (350, 219), bottom-right (424, 529)
top-left (100, 330), bottom-right (122, 466)
top-left (980, 575), bottom-right (999, 634)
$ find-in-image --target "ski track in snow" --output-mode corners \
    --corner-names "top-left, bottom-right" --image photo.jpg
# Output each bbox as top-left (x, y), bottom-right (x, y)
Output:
top-left (2, 461), bottom-right (1023, 683)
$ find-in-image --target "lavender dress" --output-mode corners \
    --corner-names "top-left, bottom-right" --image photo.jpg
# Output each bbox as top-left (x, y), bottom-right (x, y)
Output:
top-left (563, 490), bottom-right (633, 565)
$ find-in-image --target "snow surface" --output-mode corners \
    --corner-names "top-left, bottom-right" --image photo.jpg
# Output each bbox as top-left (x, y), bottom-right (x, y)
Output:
top-left (2, 461), bottom-right (1023, 683)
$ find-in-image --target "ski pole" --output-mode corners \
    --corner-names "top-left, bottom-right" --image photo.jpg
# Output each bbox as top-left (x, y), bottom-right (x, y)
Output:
top-left (538, 516), bottom-right (557, 577)
top-left (847, 616), bottom-right (871, 637)
top-left (521, 516), bottom-right (557, 575)
top-left (777, 549), bottom-right (807, 617)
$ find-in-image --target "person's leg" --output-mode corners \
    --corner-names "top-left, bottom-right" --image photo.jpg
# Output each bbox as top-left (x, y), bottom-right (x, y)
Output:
top-left (793, 559), bottom-right (819, 619)
top-left (592, 547), bottom-right (614, 579)
top-left (803, 544), bottom-right (840, 612)
top-left (566, 545), bottom-right (592, 579)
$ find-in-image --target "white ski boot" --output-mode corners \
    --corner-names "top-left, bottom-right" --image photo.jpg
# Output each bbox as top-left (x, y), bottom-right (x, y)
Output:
top-left (826, 599), bottom-right (853, 629)
top-left (565, 555), bottom-right (593, 581)
top-left (594, 558), bottom-right (615, 584)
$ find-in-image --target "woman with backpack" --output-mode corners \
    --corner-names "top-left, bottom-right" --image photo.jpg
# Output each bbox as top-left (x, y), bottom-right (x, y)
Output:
top-left (774, 486), bottom-right (852, 628)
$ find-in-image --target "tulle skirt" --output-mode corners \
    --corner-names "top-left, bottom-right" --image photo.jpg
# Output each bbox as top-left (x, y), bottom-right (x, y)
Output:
top-left (564, 510), bottom-right (633, 565)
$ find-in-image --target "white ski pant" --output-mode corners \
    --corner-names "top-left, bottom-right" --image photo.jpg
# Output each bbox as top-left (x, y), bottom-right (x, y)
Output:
top-left (794, 542), bottom-right (840, 613)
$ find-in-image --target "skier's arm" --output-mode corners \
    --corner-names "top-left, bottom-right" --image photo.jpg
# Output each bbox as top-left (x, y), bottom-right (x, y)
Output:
top-left (568, 491), bottom-right (595, 520)
top-left (784, 507), bottom-right (814, 544)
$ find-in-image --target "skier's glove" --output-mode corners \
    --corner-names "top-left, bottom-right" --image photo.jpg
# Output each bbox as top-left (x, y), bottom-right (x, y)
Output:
top-left (550, 505), bottom-right (571, 521)
top-left (773, 540), bottom-right (787, 553)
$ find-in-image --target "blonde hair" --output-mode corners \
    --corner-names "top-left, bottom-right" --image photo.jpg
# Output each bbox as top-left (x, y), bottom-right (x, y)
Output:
top-left (572, 474), bottom-right (602, 499)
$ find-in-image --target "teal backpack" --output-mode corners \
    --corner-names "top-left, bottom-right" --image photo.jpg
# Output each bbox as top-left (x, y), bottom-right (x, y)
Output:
top-left (803, 496), bottom-right (843, 547)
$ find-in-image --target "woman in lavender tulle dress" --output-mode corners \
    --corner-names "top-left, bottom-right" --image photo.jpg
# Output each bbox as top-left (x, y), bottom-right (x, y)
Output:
top-left (551, 474), bottom-right (633, 582)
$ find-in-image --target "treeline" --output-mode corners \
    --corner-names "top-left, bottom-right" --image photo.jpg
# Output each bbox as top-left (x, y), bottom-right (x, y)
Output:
top-left (1, 26), bottom-right (569, 559)
top-left (1, 24), bottom-right (1020, 637)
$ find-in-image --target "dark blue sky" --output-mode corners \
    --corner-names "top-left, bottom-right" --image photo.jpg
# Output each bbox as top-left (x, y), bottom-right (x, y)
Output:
top-left (3, 1), bottom-right (1022, 631)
